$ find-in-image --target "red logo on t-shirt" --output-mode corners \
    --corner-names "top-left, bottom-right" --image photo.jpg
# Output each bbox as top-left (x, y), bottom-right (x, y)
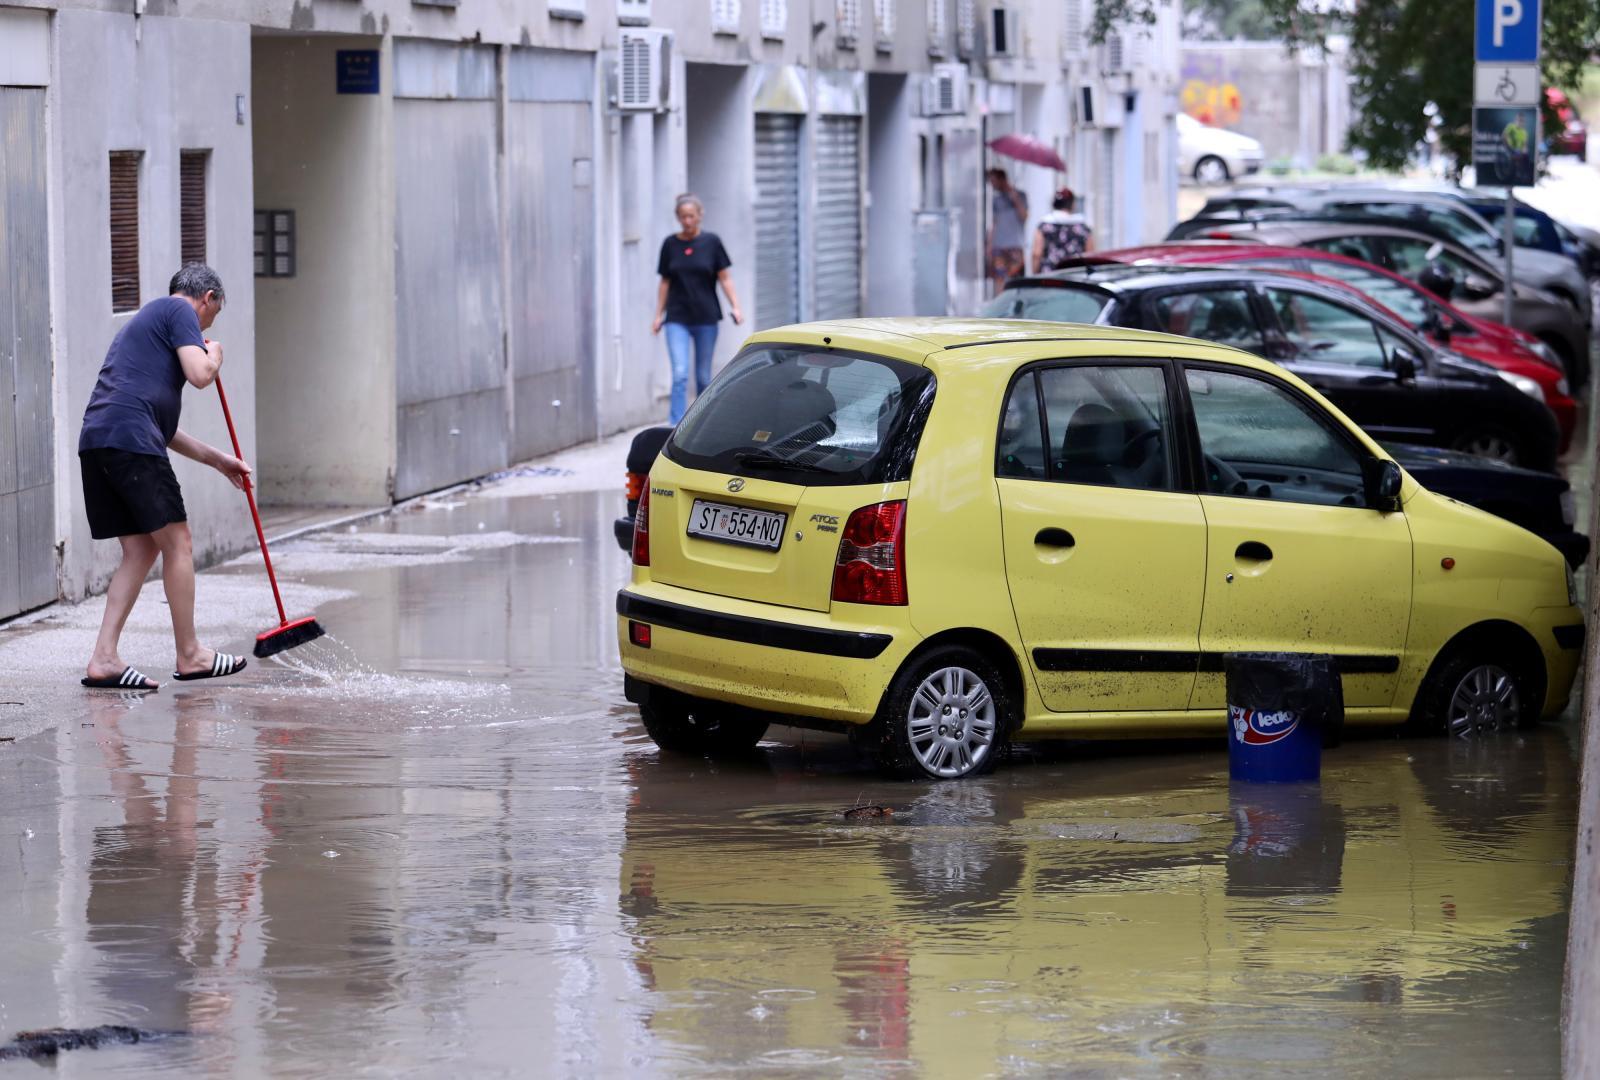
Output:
top-left (684, 247), bottom-right (694, 256)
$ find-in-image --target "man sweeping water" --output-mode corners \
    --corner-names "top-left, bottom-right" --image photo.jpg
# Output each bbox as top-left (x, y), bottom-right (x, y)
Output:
top-left (79, 264), bottom-right (252, 690)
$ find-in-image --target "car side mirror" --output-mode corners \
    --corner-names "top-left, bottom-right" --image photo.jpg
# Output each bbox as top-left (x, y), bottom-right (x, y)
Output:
top-left (1364, 458), bottom-right (1403, 511)
top-left (1460, 275), bottom-right (1497, 301)
top-left (1389, 344), bottom-right (1420, 381)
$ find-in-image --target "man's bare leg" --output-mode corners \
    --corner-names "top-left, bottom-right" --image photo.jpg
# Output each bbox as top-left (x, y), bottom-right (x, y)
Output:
top-left (152, 521), bottom-right (218, 676)
top-left (86, 534), bottom-right (160, 683)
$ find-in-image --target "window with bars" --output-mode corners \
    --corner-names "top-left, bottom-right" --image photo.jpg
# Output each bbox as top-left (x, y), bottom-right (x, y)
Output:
top-left (1061, 0), bottom-right (1086, 59)
top-left (955, 0), bottom-right (976, 53)
top-left (711, 0), bottom-right (740, 33)
top-left (760, 0), bottom-right (786, 37)
top-left (927, 0), bottom-right (948, 55)
top-left (255, 210), bottom-right (296, 278)
top-left (180, 150), bottom-right (208, 266)
top-left (109, 151), bottom-right (141, 313)
top-left (836, 0), bottom-right (860, 46)
top-left (873, 0), bottom-right (895, 49)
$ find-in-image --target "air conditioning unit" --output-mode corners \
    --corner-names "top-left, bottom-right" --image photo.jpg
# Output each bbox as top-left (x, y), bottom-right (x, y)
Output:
top-left (618, 0), bottom-right (651, 25)
top-left (615, 29), bottom-right (673, 111)
top-left (988, 6), bottom-right (1021, 58)
top-left (1077, 83), bottom-right (1124, 128)
top-left (921, 63), bottom-right (969, 115)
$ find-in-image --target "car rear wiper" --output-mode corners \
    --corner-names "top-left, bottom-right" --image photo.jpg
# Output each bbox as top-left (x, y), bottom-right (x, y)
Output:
top-left (734, 451), bottom-right (833, 473)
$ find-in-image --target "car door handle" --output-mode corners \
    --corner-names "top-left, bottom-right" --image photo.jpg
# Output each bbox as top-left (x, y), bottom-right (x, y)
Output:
top-left (1235, 541), bottom-right (1273, 561)
top-left (1035, 527), bottom-right (1076, 549)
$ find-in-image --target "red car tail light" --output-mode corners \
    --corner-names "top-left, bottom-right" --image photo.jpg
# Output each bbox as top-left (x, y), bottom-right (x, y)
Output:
top-left (625, 471), bottom-right (645, 502)
top-left (632, 484), bottom-right (651, 567)
top-left (832, 501), bottom-right (907, 606)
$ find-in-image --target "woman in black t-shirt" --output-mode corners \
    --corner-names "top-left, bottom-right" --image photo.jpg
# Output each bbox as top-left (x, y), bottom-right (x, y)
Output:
top-left (652, 194), bottom-right (743, 424)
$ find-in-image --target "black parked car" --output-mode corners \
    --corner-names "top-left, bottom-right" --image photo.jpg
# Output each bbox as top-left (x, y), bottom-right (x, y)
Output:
top-left (983, 265), bottom-right (1561, 470)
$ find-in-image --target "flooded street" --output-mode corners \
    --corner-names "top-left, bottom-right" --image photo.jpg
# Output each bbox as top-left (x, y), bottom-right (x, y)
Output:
top-left (0, 488), bottom-right (1581, 1077)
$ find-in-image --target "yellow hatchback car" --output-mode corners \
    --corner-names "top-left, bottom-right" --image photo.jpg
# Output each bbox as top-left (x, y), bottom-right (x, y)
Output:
top-left (617, 319), bottom-right (1584, 780)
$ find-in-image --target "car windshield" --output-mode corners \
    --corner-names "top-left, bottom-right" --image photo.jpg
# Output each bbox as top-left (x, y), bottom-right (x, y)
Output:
top-left (981, 286), bottom-right (1111, 323)
top-left (665, 346), bottom-right (934, 486)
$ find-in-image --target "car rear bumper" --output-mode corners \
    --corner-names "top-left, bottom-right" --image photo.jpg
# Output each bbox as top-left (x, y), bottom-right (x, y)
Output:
top-left (616, 585), bottom-right (914, 724)
top-left (614, 515), bottom-right (635, 552)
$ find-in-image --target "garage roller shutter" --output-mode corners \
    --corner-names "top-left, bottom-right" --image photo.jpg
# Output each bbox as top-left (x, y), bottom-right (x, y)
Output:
top-left (813, 115), bottom-right (863, 322)
top-left (754, 112), bottom-right (802, 330)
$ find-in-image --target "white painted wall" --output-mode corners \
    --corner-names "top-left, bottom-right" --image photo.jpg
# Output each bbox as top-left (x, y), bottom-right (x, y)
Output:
top-left (866, 73), bottom-right (916, 315)
top-left (51, 10), bottom-right (256, 600)
top-left (251, 35), bottom-right (396, 507)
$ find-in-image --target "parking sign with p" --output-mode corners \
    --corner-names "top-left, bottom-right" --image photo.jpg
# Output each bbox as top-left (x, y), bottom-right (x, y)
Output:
top-left (1476, 0), bottom-right (1539, 62)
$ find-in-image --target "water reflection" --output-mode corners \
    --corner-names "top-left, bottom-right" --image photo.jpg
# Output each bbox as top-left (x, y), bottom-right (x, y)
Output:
top-left (616, 733), bottom-right (1575, 1076)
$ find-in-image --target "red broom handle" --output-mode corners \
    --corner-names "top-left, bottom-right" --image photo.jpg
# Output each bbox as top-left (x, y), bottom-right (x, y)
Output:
top-left (214, 375), bottom-right (288, 626)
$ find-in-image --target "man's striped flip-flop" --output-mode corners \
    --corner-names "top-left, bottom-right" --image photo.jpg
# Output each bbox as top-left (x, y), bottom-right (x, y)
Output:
top-left (81, 667), bottom-right (159, 691)
top-left (172, 653), bottom-right (248, 682)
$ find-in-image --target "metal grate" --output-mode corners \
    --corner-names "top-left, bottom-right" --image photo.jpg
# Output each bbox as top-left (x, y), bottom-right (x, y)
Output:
top-left (927, 0), bottom-right (948, 55)
top-left (711, 0), bottom-right (741, 34)
top-left (873, 0), bottom-right (896, 49)
top-left (760, 0), bottom-right (786, 37)
top-left (956, 0), bottom-right (976, 54)
top-left (814, 116), bottom-right (863, 321)
top-left (109, 150), bottom-right (141, 313)
top-left (753, 113), bottom-right (802, 330)
top-left (1062, 0), bottom-right (1085, 58)
top-left (254, 209), bottom-right (296, 278)
top-left (836, 0), bottom-right (860, 45)
top-left (180, 150), bottom-right (208, 266)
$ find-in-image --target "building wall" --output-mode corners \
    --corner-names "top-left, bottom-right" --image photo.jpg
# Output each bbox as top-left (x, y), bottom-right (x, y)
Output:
top-left (1179, 41), bottom-right (1351, 168)
top-left (49, 9), bottom-right (256, 600)
top-left (251, 34), bottom-right (396, 507)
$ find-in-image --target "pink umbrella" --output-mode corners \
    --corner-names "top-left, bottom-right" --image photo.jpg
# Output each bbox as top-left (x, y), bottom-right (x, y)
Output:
top-left (987, 133), bottom-right (1067, 172)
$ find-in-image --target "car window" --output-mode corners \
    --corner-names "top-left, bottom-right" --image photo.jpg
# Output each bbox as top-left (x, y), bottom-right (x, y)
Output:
top-left (1305, 235), bottom-right (1385, 265)
top-left (1185, 367), bottom-right (1372, 508)
top-left (1149, 289), bottom-right (1266, 355)
top-left (997, 373), bottom-right (1046, 479)
top-left (1382, 236), bottom-right (1484, 283)
top-left (981, 286), bottom-right (1110, 324)
top-left (1330, 202), bottom-right (1493, 252)
top-left (667, 346), bottom-right (933, 486)
top-left (1264, 288), bottom-right (1387, 368)
top-left (1286, 260), bottom-right (1430, 327)
top-left (998, 365), bottom-right (1174, 491)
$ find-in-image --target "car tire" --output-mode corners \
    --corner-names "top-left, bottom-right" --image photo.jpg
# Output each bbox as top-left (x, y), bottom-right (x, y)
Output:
top-left (639, 690), bottom-right (770, 757)
top-left (1410, 644), bottom-right (1537, 737)
top-left (1193, 155), bottom-right (1231, 184)
top-left (870, 645), bottom-right (1013, 781)
top-left (1450, 427), bottom-right (1522, 465)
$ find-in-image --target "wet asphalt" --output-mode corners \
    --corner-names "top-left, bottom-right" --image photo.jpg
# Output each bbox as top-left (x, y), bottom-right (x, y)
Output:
top-left (0, 483), bottom-right (1584, 1078)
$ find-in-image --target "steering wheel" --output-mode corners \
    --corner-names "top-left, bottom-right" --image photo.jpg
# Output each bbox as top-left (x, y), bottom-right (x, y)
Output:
top-left (1121, 426), bottom-right (1163, 466)
top-left (1205, 453), bottom-right (1249, 495)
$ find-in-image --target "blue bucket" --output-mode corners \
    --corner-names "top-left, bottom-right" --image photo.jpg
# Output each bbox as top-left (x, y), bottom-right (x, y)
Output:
top-left (1224, 653), bottom-right (1342, 784)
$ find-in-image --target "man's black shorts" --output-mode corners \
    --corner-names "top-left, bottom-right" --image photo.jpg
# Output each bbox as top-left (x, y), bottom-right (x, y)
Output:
top-left (80, 448), bottom-right (187, 540)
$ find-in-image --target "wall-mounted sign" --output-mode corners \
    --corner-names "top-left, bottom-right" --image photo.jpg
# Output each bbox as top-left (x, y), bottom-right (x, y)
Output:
top-left (336, 50), bottom-right (380, 95)
top-left (1472, 106), bottom-right (1538, 186)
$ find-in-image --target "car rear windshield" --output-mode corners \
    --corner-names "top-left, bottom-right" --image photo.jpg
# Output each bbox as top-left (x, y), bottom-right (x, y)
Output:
top-left (981, 285), bottom-right (1111, 324)
top-left (665, 346), bottom-right (935, 486)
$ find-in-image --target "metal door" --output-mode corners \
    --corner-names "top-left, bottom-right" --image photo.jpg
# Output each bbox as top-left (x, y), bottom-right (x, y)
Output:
top-left (754, 113), bottom-right (802, 330)
top-left (507, 49), bottom-right (597, 461)
top-left (813, 115), bottom-right (862, 321)
top-left (0, 88), bottom-right (53, 619)
top-left (393, 98), bottom-right (507, 498)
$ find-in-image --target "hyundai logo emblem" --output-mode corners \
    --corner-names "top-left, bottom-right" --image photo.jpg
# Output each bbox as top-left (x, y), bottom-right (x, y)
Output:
top-left (727, 478), bottom-right (746, 493)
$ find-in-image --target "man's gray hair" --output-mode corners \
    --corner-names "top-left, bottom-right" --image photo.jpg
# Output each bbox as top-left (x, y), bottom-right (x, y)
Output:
top-left (169, 263), bottom-right (225, 303)
top-left (674, 193), bottom-right (704, 214)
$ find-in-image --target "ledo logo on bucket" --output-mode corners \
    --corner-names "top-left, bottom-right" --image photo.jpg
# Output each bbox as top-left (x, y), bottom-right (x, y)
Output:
top-left (1230, 705), bottom-right (1300, 746)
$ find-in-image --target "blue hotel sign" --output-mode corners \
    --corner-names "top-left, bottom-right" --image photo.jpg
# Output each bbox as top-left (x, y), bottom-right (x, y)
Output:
top-left (336, 50), bottom-right (380, 95)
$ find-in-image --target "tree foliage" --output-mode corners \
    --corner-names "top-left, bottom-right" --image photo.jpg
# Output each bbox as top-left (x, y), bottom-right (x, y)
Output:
top-left (1093, 0), bottom-right (1600, 169)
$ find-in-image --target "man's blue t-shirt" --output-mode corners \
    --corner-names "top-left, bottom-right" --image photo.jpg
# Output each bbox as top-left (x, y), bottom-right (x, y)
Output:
top-left (79, 296), bottom-right (204, 458)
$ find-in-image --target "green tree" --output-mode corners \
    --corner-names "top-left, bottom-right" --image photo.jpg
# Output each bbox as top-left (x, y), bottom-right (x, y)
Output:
top-left (1103, 0), bottom-right (1600, 168)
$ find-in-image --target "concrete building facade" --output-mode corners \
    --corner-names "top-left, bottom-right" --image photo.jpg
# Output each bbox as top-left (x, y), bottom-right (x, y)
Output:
top-left (0, 0), bottom-right (1183, 615)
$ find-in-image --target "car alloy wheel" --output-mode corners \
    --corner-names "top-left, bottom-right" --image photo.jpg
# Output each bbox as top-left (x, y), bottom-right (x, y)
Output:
top-left (1454, 432), bottom-right (1518, 464)
top-left (1194, 156), bottom-right (1231, 185)
top-left (905, 666), bottom-right (999, 779)
top-left (1444, 663), bottom-right (1521, 737)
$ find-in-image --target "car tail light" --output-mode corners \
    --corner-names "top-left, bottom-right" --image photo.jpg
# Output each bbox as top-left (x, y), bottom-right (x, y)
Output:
top-left (632, 484), bottom-right (651, 567)
top-left (832, 501), bottom-right (907, 606)
top-left (628, 621), bottom-right (652, 648)
top-left (625, 471), bottom-right (645, 503)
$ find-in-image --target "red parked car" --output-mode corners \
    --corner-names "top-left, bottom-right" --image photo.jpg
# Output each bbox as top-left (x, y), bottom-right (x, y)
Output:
top-left (1076, 242), bottom-right (1577, 451)
top-left (1547, 88), bottom-right (1588, 159)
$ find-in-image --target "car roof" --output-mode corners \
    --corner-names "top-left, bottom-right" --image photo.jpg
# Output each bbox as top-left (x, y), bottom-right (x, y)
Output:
top-left (1015, 262), bottom-right (1364, 296)
top-left (744, 316), bottom-right (1204, 354)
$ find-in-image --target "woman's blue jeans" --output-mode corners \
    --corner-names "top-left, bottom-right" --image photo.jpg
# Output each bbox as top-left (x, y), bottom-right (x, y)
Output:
top-left (665, 322), bottom-right (719, 424)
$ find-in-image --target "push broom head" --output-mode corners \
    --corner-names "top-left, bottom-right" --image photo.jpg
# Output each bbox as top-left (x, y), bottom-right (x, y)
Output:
top-left (254, 615), bottom-right (326, 659)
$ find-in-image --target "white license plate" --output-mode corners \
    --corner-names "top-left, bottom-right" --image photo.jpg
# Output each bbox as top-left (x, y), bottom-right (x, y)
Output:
top-left (686, 499), bottom-right (787, 550)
